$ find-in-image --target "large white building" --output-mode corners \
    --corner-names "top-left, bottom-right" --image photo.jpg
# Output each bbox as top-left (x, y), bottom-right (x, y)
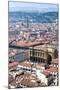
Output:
top-left (36, 69), bottom-right (53, 85)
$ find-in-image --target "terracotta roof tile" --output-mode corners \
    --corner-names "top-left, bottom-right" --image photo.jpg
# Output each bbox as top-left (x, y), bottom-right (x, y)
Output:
top-left (16, 41), bottom-right (42, 47)
top-left (46, 67), bottom-right (58, 73)
top-left (9, 62), bottom-right (18, 68)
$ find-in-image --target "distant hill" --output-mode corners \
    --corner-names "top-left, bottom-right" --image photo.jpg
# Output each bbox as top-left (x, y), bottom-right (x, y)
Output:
top-left (9, 11), bottom-right (58, 23)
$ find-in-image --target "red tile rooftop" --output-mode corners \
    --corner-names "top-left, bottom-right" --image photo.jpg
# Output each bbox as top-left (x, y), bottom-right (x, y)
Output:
top-left (9, 72), bottom-right (37, 86)
top-left (33, 63), bottom-right (45, 68)
top-left (19, 78), bottom-right (38, 87)
top-left (9, 79), bottom-right (16, 86)
top-left (19, 61), bottom-right (45, 68)
top-left (16, 41), bottom-right (43, 47)
top-left (42, 71), bottom-right (50, 76)
top-left (8, 62), bottom-right (19, 68)
top-left (19, 61), bottom-right (33, 68)
top-left (46, 66), bottom-right (58, 73)
top-left (9, 72), bottom-right (47, 87)
top-left (52, 58), bottom-right (58, 64)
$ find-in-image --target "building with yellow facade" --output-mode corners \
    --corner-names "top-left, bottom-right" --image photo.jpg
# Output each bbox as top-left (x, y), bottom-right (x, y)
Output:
top-left (29, 45), bottom-right (58, 65)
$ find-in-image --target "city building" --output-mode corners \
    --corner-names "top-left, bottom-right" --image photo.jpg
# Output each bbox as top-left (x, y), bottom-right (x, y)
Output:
top-left (52, 58), bottom-right (58, 68)
top-left (36, 70), bottom-right (54, 86)
top-left (29, 45), bottom-right (58, 64)
top-left (9, 72), bottom-right (47, 88)
top-left (9, 61), bottom-right (18, 69)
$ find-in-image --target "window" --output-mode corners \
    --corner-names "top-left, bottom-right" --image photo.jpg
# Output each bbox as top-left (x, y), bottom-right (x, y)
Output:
top-left (30, 51), bottom-right (32, 56)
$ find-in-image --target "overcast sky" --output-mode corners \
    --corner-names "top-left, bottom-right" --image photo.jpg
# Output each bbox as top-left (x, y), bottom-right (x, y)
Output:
top-left (9, 2), bottom-right (58, 12)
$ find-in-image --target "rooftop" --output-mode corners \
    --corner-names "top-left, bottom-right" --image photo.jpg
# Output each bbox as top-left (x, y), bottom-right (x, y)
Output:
top-left (52, 58), bottom-right (58, 64)
top-left (11, 40), bottom-right (45, 47)
top-left (42, 70), bottom-right (50, 76)
top-left (46, 66), bottom-right (58, 73)
top-left (33, 63), bottom-right (45, 68)
top-left (9, 61), bottom-right (19, 68)
top-left (33, 44), bottom-right (56, 52)
top-left (19, 61), bottom-right (45, 69)
top-left (9, 72), bottom-right (47, 87)
top-left (16, 41), bottom-right (42, 47)
top-left (19, 61), bottom-right (34, 68)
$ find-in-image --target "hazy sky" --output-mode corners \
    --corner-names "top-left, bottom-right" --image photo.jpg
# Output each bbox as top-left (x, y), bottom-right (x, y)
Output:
top-left (9, 2), bottom-right (58, 12)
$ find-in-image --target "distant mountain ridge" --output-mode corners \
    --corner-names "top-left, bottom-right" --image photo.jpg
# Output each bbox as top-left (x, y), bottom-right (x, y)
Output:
top-left (9, 11), bottom-right (58, 23)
